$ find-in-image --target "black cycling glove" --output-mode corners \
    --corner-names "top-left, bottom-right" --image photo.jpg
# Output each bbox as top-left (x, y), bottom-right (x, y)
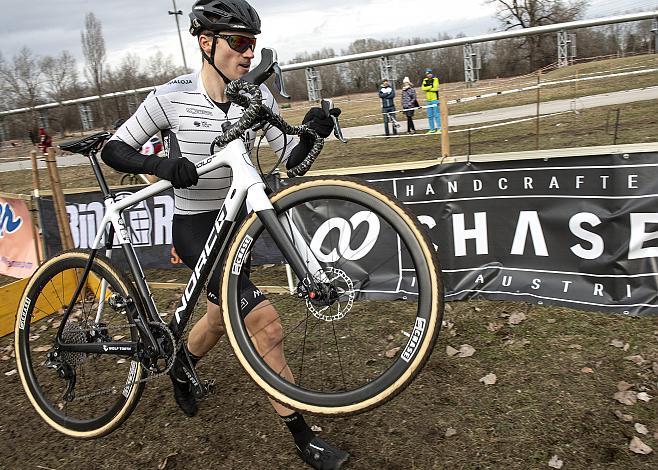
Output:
top-left (143, 155), bottom-right (199, 189)
top-left (423, 78), bottom-right (433, 88)
top-left (302, 107), bottom-right (342, 138)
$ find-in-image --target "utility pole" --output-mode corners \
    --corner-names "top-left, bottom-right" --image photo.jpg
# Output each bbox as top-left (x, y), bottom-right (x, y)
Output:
top-left (169, 0), bottom-right (188, 71)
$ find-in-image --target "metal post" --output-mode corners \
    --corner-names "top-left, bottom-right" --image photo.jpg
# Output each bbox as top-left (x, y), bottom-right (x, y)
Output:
top-left (0, 121), bottom-right (6, 143)
top-left (79, 104), bottom-right (94, 132)
top-left (463, 43), bottom-right (475, 86)
top-left (379, 56), bottom-right (397, 90)
top-left (38, 111), bottom-right (50, 131)
top-left (613, 108), bottom-right (621, 145)
top-left (168, 0), bottom-right (188, 71)
top-left (557, 30), bottom-right (570, 67)
top-left (305, 67), bottom-right (322, 102)
top-left (652, 18), bottom-right (658, 54)
top-left (569, 33), bottom-right (577, 64)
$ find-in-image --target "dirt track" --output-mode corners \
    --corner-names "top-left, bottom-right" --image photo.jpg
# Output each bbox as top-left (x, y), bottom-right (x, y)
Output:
top-left (1, 299), bottom-right (657, 470)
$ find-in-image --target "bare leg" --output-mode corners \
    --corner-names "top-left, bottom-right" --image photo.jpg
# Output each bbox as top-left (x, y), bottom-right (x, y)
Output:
top-left (187, 300), bottom-right (225, 357)
top-left (244, 300), bottom-right (296, 416)
top-left (186, 299), bottom-right (295, 416)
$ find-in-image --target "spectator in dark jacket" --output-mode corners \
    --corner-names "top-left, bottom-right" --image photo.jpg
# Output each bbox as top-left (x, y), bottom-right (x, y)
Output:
top-left (400, 76), bottom-right (417, 134)
top-left (378, 79), bottom-right (400, 136)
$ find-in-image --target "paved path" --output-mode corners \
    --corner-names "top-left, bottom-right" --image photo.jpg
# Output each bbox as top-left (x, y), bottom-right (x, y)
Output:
top-left (342, 85), bottom-right (658, 138)
top-left (2, 85), bottom-right (657, 173)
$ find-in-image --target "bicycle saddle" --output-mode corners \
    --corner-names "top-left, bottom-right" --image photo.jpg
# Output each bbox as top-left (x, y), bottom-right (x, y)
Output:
top-left (59, 131), bottom-right (112, 155)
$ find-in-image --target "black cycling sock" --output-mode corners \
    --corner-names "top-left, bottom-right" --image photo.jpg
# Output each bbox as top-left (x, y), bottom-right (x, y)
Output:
top-left (281, 412), bottom-right (315, 449)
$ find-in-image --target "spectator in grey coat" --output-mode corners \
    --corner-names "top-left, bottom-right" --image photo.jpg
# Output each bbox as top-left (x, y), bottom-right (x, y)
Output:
top-left (400, 76), bottom-right (417, 134)
top-left (378, 79), bottom-right (400, 136)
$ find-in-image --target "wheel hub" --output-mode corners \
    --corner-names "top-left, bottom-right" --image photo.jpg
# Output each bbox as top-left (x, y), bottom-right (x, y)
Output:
top-left (305, 267), bottom-right (355, 322)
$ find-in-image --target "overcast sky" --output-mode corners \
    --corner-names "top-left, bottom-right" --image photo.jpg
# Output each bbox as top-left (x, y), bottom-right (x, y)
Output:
top-left (1, 0), bottom-right (657, 73)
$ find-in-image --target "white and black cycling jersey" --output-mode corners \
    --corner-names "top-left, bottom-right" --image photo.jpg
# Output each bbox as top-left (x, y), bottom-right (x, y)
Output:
top-left (110, 72), bottom-right (299, 215)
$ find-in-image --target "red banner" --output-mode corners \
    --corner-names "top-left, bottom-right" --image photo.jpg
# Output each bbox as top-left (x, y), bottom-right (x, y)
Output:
top-left (0, 197), bottom-right (38, 278)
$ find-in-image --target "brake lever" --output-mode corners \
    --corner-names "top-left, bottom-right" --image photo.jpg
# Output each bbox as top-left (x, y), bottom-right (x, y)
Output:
top-left (321, 98), bottom-right (347, 143)
top-left (242, 48), bottom-right (291, 99)
top-left (273, 62), bottom-right (290, 99)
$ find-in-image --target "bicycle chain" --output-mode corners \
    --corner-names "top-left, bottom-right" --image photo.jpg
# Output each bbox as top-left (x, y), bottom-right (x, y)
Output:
top-left (59, 321), bottom-right (180, 402)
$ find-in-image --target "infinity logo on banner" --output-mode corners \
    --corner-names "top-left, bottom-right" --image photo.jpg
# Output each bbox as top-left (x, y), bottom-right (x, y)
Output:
top-left (310, 211), bottom-right (380, 262)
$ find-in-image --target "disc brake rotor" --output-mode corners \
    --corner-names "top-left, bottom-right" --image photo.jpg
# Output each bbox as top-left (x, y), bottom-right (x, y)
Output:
top-left (306, 267), bottom-right (355, 322)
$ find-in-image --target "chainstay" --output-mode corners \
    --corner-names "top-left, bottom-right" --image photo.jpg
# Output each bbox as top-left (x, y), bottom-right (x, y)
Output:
top-left (63, 321), bottom-right (180, 402)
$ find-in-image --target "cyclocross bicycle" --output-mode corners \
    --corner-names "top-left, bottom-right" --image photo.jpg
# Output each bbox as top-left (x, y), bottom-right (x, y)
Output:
top-left (14, 49), bottom-right (443, 439)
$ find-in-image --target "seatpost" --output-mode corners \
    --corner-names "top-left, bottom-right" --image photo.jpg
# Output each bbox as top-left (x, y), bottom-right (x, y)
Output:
top-left (88, 149), bottom-right (113, 198)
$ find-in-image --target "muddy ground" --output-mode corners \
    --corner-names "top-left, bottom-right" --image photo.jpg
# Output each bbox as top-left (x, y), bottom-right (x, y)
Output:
top-left (1, 297), bottom-right (656, 470)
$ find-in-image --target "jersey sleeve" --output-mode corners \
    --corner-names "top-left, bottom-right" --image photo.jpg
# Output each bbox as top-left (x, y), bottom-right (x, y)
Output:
top-left (110, 91), bottom-right (179, 150)
top-left (260, 86), bottom-right (300, 164)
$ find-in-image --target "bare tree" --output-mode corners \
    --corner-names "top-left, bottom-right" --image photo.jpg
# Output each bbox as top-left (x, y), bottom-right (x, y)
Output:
top-left (0, 47), bottom-right (44, 131)
top-left (488, 0), bottom-right (590, 70)
top-left (81, 12), bottom-right (107, 127)
top-left (41, 51), bottom-right (78, 136)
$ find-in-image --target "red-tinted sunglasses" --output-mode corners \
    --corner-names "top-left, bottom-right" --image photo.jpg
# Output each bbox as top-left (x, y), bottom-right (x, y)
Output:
top-left (215, 34), bottom-right (257, 53)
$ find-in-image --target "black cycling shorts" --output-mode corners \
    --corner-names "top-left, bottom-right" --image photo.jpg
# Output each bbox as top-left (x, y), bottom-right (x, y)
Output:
top-left (172, 210), bottom-right (265, 318)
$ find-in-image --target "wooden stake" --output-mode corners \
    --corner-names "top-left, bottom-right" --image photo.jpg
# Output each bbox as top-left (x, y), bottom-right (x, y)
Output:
top-left (535, 70), bottom-right (541, 150)
top-left (44, 148), bottom-right (74, 251)
top-left (29, 150), bottom-right (41, 196)
top-left (439, 86), bottom-right (451, 158)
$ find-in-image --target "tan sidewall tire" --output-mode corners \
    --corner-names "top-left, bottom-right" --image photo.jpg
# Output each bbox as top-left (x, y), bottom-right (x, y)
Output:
top-left (14, 250), bottom-right (144, 439)
top-left (221, 177), bottom-right (442, 415)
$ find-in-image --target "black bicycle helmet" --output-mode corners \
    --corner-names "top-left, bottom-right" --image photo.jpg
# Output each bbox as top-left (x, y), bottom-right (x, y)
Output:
top-left (189, 0), bottom-right (261, 36)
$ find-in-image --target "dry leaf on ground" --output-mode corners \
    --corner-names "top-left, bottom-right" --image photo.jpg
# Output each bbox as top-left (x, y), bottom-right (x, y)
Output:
top-left (32, 346), bottom-right (51, 353)
top-left (158, 452), bottom-right (178, 470)
top-left (634, 423), bottom-right (649, 435)
top-left (446, 345), bottom-right (460, 357)
top-left (311, 425), bottom-right (322, 432)
top-left (610, 339), bottom-right (625, 348)
top-left (637, 392), bottom-right (652, 402)
top-left (617, 381), bottom-right (634, 392)
top-left (629, 436), bottom-right (653, 454)
top-left (624, 355), bottom-right (645, 365)
top-left (508, 311), bottom-right (526, 325)
top-left (458, 344), bottom-right (476, 358)
top-left (548, 455), bottom-right (564, 469)
top-left (385, 347), bottom-right (400, 358)
top-left (479, 373), bottom-right (497, 385)
top-left (613, 410), bottom-right (634, 422)
top-left (546, 318), bottom-right (556, 324)
top-left (486, 322), bottom-right (503, 332)
top-left (613, 390), bottom-right (637, 406)
top-left (652, 362), bottom-right (658, 376)
top-left (580, 367), bottom-right (594, 374)
top-left (445, 427), bottom-right (457, 437)
top-left (4, 369), bottom-right (16, 376)
top-left (567, 344), bottom-right (582, 350)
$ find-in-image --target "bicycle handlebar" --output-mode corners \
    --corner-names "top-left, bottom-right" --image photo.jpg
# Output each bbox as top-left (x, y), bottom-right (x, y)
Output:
top-left (209, 79), bottom-right (324, 177)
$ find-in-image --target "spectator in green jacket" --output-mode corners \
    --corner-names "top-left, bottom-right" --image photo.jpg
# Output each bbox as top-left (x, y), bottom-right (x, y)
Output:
top-left (421, 68), bottom-right (441, 134)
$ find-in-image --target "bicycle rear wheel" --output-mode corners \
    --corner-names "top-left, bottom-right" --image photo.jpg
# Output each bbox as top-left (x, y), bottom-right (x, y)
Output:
top-left (220, 176), bottom-right (443, 415)
top-left (14, 250), bottom-right (145, 438)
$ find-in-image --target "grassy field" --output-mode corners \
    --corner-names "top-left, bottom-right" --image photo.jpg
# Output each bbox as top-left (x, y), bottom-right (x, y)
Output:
top-left (273, 54), bottom-right (658, 128)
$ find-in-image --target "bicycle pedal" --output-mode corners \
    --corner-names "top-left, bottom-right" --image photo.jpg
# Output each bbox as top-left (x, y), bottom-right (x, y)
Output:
top-left (192, 379), bottom-right (215, 399)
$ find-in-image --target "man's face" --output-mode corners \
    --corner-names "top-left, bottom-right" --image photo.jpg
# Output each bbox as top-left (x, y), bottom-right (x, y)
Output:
top-left (200, 31), bottom-right (256, 80)
top-left (382, 80), bottom-right (389, 87)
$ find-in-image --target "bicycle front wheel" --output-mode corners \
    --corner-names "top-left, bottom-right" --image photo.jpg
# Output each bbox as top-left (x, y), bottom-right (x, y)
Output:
top-left (14, 250), bottom-right (145, 438)
top-left (220, 176), bottom-right (443, 415)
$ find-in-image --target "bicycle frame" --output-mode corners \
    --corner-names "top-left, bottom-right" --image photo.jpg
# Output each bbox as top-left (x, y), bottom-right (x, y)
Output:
top-left (56, 138), bottom-right (323, 357)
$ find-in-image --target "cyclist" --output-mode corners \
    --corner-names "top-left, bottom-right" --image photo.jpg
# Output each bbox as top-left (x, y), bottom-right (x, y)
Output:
top-left (101, 0), bottom-right (348, 468)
